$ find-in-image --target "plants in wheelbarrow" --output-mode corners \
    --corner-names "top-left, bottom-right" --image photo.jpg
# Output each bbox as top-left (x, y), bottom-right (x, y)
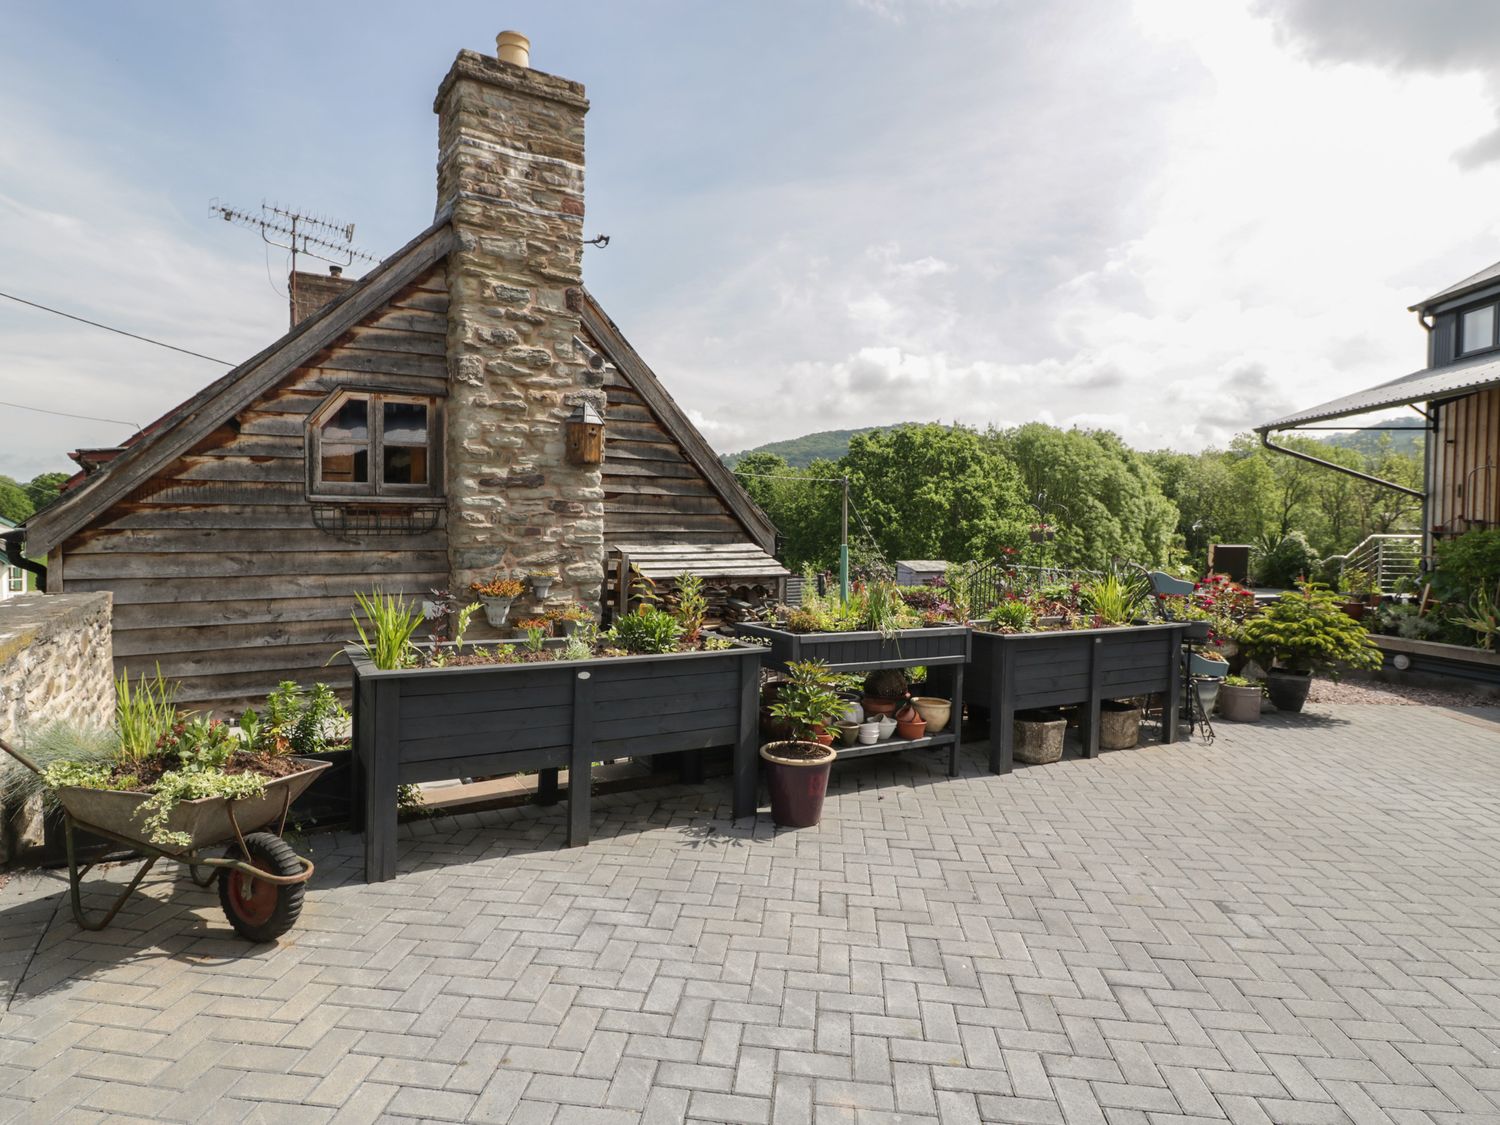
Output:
top-left (14, 670), bottom-right (328, 849)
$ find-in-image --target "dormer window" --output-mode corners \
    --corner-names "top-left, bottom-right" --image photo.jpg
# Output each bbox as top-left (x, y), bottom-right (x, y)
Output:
top-left (308, 390), bottom-right (443, 500)
top-left (1460, 302), bottom-right (1498, 356)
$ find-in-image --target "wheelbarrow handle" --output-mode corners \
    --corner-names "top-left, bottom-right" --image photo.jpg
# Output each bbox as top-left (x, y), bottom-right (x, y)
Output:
top-left (0, 734), bottom-right (43, 777)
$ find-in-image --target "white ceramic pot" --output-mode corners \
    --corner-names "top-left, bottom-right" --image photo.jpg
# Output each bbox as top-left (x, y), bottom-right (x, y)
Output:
top-left (481, 597), bottom-right (514, 628)
top-left (877, 715), bottom-right (898, 741)
top-left (838, 699), bottom-right (864, 725)
top-left (857, 721), bottom-right (881, 745)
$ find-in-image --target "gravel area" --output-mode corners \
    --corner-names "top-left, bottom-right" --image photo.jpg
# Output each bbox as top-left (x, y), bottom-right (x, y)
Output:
top-left (1307, 675), bottom-right (1496, 707)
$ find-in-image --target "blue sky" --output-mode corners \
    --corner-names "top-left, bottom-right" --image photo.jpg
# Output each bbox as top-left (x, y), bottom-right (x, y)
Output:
top-left (4, 0), bottom-right (1500, 480)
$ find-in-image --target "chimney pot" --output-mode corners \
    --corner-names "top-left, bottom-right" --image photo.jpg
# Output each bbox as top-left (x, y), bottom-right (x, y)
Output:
top-left (496, 30), bottom-right (530, 68)
top-left (329, 265), bottom-right (342, 278)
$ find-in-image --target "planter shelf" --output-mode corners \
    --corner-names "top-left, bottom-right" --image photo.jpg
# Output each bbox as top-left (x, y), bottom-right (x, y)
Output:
top-left (348, 640), bottom-right (763, 883)
top-left (967, 623), bottom-right (1188, 774)
top-left (734, 623), bottom-right (970, 775)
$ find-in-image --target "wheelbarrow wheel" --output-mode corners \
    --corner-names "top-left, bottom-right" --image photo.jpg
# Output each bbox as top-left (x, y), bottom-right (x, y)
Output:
top-left (217, 832), bottom-right (304, 943)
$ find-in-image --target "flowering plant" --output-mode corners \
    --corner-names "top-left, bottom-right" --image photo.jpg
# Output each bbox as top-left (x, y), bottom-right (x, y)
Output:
top-left (470, 576), bottom-right (524, 599)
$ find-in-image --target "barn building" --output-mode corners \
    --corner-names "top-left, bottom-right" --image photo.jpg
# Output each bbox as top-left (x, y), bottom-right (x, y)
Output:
top-left (15, 33), bottom-right (784, 714)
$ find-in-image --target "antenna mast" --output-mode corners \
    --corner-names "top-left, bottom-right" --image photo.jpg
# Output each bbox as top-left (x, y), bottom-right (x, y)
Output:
top-left (211, 200), bottom-right (376, 322)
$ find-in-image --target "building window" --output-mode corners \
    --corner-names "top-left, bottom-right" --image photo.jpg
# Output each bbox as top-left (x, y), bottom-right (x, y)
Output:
top-left (1460, 303), bottom-right (1498, 356)
top-left (5, 566), bottom-right (22, 594)
top-left (308, 391), bottom-right (442, 499)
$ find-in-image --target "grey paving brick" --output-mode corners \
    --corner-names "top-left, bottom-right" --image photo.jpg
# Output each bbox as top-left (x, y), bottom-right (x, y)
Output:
top-left (0, 705), bottom-right (1496, 1125)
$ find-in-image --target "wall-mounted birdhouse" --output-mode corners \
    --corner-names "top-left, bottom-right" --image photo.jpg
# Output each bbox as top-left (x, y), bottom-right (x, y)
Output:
top-left (565, 400), bottom-right (605, 465)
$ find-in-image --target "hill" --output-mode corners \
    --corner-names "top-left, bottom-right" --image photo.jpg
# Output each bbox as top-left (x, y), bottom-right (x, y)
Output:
top-left (722, 425), bottom-right (918, 468)
top-left (1316, 419), bottom-right (1424, 458)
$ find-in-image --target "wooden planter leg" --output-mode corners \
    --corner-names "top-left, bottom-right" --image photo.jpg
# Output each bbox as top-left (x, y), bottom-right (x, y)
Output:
top-left (1082, 637), bottom-right (1102, 759)
top-left (947, 665), bottom-right (965, 777)
top-left (733, 652), bottom-right (759, 820)
top-left (365, 683), bottom-right (400, 883)
top-left (536, 769), bottom-right (560, 806)
top-left (990, 656), bottom-right (1012, 775)
top-left (567, 672), bottom-right (593, 847)
top-left (1164, 644), bottom-right (1183, 744)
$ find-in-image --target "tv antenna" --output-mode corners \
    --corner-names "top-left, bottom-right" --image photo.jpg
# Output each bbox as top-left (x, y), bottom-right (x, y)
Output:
top-left (211, 199), bottom-right (376, 319)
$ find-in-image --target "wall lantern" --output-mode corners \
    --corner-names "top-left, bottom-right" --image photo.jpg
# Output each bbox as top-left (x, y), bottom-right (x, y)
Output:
top-left (565, 401), bottom-right (605, 465)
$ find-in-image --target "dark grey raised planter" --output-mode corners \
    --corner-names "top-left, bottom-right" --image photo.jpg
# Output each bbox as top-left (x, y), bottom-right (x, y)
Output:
top-left (348, 640), bottom-right (763, 882)
top-left (968, 623), bottom-right (1186, 773)
top-left (734, 623), bottom-right (970, 775)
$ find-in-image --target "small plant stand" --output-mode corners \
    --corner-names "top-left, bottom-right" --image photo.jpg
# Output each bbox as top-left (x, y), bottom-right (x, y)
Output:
top-left (968, 623), bottom-right (1187, 773)
top-left (734, 624), bottom-right (971, 775)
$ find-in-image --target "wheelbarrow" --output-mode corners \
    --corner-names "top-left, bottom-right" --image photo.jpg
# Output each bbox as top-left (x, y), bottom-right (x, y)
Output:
top-left (0, 736), bottom-right (328, 943)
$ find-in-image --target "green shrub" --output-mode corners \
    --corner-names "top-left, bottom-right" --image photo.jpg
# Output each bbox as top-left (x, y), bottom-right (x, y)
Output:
top-left (1432, 529), bottom-right (1500, 605)
top-left (1253, 532), bottom-right (1320, 589)
top-left (606, 605), bottom-right (684, 654)
top-left (1238, 582), bottom-right (1381, 677)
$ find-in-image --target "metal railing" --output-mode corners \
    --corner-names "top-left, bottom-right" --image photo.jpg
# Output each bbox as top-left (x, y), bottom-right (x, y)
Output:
top-left (960, 561), bottom-right (1101, 618)
top-left (1333, 534), bottom-right (1422, 594)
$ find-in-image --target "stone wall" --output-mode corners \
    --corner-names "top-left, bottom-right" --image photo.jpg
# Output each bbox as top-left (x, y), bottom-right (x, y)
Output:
top-left (435, 47), bottom-right (607, 628)
top-left (0, 593), bottom-right (114, 862)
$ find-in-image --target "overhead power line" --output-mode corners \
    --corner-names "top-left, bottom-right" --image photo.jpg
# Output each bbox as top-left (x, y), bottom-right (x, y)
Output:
top-left (0, 289), bottom-right (233, 366)
top-left (0, 400), bottom-right (142, 432)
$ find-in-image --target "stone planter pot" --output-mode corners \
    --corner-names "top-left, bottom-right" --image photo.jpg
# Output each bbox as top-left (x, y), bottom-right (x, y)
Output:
top-left (529, 576), bottom-right (556, 600)
top-left (1013, 709), bottom-right (1066, 765)
top-left (1217, 683), bottom-right (1262, 722)
top-left (1098, 700), bottom-right (1140, 750)
top-left (1266, 670), bottom-right (1312, 713)
top-left (480, 596), bottom-right (514, 628)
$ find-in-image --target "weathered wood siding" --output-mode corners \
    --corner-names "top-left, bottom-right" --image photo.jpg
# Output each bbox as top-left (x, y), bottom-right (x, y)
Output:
top-left (597, 358), bottom-right (749, 545)
top-left (59, 268), bottom-right (451, 713)
top-left (1432, 386), bottom-right (1500, 536)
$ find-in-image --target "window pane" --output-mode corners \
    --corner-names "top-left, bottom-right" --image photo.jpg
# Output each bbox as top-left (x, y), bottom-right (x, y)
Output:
top-left (321, 446), bottom-right (368, 484)
top-left (321, 398), bottom-right (369, 442)
top-left (1462, 305), bottom-right (1495, 354)
top-left (383, 401), bottom-right (427, 445)
top-left (383, 445), bottom-right (428, 485)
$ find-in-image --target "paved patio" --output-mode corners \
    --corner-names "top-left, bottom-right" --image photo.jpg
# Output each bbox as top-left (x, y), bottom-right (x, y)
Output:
top-left (3, 702), bottom-right (1500, 1125)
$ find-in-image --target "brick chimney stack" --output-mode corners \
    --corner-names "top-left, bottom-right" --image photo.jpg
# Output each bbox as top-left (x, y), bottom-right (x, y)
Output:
top-left (434, 33), bottom-right (606, 618)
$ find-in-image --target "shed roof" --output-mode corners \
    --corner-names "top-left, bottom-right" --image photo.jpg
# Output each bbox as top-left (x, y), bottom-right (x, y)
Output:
top-left (1256, 352), bottom-right (1500, 430)
top-left (897, 560), bottom-right (948, 571)
top-left (611, 542), bottom-right (789, 581)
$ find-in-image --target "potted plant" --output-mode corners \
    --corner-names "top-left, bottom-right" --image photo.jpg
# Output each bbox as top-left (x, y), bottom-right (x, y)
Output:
top-left (1217, 675), bottom-right (1262, 722)
top-left (769, 660), bottom-right (847, 746)
top-left (1238, 582), bottom-right (1382, 712)
top-left (469, 575), bottom-right (524, 628)
top-left (547, 602), bottom-right (592, 638)
top-left (759, 740), bottom-right (837, 828)
top-left (861, 668), bottom-right (908, 717)
top-left (1340, 567), bottom-right (1375, 621)
top-left (528, 569), bottom-right (558, 600)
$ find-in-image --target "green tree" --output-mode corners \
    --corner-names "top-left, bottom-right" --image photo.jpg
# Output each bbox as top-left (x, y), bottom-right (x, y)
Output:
top-left (0, 476), bottom-right (34, 524)
top-left (842, 424), bottom-right (1029, 565)
top-left (25, 471), bottom-right (70, 514)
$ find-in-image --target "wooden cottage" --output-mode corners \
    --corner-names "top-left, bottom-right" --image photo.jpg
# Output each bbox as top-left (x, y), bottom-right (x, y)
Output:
top-left (19, 34), bottom-right (784, 714)
top-left (1258, 255), bottom-right (1500, 561)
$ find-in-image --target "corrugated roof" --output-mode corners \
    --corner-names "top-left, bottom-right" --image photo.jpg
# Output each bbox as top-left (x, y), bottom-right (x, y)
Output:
top-left (1257, 353), bottom-right (1500, 430)
top-left (1411, 258), bottom-right (1500, 311)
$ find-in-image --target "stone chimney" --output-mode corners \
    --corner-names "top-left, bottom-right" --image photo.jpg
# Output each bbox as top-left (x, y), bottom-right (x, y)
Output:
top-left (289, 266), bottom-right (357, 327)
top-left (434, 33), bottom-right (606, 618)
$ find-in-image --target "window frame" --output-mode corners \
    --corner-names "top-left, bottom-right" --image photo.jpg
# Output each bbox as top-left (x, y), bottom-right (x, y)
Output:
top-left (1458, 299), bottom-right (1500, 358)
top-left (4, 565), bottom-right (22, 594)
top-left (306, 389), bottom-right (444, 503)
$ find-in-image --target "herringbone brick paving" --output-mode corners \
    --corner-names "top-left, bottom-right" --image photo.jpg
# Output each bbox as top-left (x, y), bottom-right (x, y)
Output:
top-left (2, 703), bottom-right (1500, 1124)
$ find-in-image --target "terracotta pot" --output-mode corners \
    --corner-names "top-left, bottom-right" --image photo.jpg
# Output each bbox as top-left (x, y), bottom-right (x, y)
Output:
top-left (911, 696), bottom-right (951, 732)
top-left (1342, 601), bottom-right (1366, 622)
top-left (812, 728), bottom-right (835, 747)
top-left (760, 741), bottom-right (836, 828)
top-left (894, 706), bottom-right (927, 741)
top-left (861, 695), bottom-right (898, 717)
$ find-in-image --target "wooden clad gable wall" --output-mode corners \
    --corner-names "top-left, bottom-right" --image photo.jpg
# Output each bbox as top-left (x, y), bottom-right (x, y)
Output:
top-left (59, 268), bottom-right (451, 714)
top-left (1433, 386), bottom-right (1500, 536)
top-left (599, 360), bottom-right (750, 544)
